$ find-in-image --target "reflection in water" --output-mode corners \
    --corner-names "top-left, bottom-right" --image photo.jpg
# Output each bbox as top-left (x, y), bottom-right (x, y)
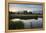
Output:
top-left (10, 18), bottom-right (42, 29)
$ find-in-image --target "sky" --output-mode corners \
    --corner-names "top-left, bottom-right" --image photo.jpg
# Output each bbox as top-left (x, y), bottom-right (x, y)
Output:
top-left (9, 4), bottom-right (43, 13)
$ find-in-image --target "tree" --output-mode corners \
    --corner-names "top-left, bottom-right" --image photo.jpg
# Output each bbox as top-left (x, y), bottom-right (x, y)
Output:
top-left (9, 21), bottom-right (16, 30)
top-left (28, 12), bottom-right (32, 14)
top-left (15, 21), bottom-right (24, 29)
top-left (24, 10), bottom-right (27, 14)
top-left (9, 21), bottom-right (24, 29)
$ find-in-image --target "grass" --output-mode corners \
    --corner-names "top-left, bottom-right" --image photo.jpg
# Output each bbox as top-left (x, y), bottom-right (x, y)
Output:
top-left (9, 14), bottom-right (43, 19)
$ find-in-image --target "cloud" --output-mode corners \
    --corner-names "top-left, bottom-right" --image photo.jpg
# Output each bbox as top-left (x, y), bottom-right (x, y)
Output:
top-left (9, 4), bottom-right (42, 13)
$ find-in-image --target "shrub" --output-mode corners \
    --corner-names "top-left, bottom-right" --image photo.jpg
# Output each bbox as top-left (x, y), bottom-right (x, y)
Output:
top-left (9, 21), bottom-right (16, 30)
top-left (15, 21), bottom-right (24, 29)
top-left (9, 21), bottom-right (24, 29)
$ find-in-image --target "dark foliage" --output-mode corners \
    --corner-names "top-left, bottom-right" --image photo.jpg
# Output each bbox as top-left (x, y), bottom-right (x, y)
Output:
top-left (9, 21), bottom-right (24, 30)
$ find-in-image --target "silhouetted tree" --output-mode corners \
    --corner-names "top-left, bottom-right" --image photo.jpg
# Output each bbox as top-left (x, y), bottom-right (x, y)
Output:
top-left (24, 10), bottom-right (27, 14)
top-left (28, 12), bottom-right (32, 14)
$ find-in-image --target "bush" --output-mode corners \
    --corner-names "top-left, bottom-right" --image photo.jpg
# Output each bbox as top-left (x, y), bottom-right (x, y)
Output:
top-left (9, 21), bottom-right (16, 30)
top-left (15, 21), bottom-right (24, 29)
top-left (9, 21), bottom-right (24, 30)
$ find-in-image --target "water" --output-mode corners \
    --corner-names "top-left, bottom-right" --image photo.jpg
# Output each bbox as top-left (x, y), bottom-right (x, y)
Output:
top-left (10, 18), bottom-right (43, 28)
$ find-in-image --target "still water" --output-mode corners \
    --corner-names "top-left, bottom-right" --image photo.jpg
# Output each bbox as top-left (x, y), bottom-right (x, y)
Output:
top-left (11, 18), bottom-right (42, 28)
